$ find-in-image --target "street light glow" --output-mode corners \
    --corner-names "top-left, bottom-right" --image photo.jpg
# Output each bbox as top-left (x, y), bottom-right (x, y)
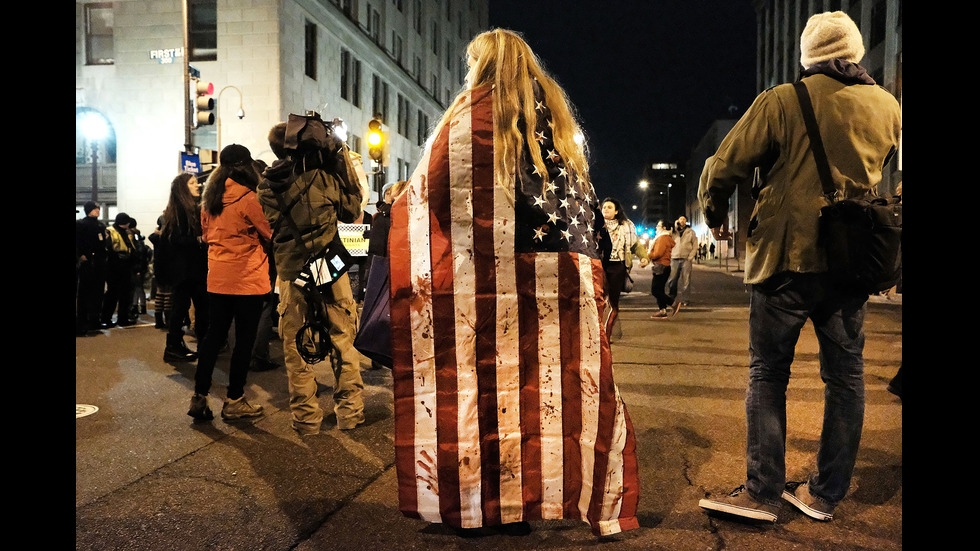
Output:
top-left (80, 112), bottom-right (109, 141)
top-left (639, 180), bottom-right (649, 189)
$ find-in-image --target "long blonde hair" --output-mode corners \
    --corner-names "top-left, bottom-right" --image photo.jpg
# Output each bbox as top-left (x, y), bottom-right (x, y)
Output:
top-left (434, 28), bottom-right (591, 197)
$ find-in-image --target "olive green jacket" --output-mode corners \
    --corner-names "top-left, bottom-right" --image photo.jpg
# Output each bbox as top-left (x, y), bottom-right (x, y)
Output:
top-left (257, 158), bottom-right (362, 281)
top-left (698, 70), bottom-right (901, 285)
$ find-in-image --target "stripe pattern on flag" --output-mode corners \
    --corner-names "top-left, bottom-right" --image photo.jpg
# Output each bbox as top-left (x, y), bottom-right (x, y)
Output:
top-left (390, 85), bottom-right (639, 536)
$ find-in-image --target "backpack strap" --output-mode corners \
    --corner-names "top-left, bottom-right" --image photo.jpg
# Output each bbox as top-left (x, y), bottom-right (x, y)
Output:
top-left (793, 80), bottom-right (838, 201)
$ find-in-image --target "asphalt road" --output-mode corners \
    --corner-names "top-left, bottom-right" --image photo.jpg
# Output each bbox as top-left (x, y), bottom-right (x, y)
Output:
top-left (76, 262), bottom-right (903, 550)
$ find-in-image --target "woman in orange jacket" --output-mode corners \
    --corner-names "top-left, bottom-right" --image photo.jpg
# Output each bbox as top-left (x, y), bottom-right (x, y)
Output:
top-left (187, 144), bottom-right (273, 422)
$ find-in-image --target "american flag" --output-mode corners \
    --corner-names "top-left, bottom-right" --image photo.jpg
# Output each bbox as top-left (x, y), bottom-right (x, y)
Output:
top-left (389, 85), bottom-right (639, 536)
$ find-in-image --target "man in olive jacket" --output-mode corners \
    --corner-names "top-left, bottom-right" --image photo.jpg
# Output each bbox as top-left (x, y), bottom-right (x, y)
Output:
top-left (257, 120), bottom-right (365, 436)
top-left (696, 12), bottom-right (901, 523)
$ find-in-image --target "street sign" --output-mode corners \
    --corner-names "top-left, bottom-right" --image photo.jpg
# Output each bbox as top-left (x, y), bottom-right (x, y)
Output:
top-left (180, 152), bottom-right (202, 174)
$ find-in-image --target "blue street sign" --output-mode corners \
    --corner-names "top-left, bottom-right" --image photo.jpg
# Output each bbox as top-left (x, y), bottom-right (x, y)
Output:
top-left (181, 152), bottom-right (202, 174)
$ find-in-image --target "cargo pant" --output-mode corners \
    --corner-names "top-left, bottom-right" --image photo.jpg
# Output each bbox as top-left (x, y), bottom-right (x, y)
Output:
top-left (277, 272), bottom-right (365, 430)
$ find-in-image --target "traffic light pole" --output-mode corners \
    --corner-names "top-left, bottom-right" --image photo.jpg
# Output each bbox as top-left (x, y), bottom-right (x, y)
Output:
top-left (181, 0), bottom-right (192, 152)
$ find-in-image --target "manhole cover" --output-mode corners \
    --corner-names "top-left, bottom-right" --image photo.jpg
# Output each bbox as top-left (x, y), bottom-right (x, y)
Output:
top-left (76, 404), bottom-right (99, 418)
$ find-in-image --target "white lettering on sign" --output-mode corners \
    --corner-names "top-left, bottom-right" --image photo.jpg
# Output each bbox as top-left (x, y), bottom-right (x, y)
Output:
top-left (150, 48), bottom-right (185, 64)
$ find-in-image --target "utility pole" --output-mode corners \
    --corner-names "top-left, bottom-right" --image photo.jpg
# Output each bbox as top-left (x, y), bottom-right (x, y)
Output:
top-left (182, 0), bottom-right (192, 152)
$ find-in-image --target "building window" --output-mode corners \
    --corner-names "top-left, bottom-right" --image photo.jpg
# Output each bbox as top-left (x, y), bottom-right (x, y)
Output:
top-left (368, 5), bottom-right (382, 45)
top-left (337, 0), bottom-right (358, 19)
top-left (414, 0), bottom-right (422, 34)
top-left (305, 20), bottom-right (317, 79)
top-left (414, 56), bottom-right (422, 82)
top-left (417, 109), bottom-right (429, 146)
top-left (84, 3), bottom-right (114, 65)
top-left (341, 50), bottom-right (361, 106)
top-left (391, 32), bottom-right (404, 66)
top-left (373, 75), bottom-right (389, 123)
top-left (445, 39), bottom-right (452, 70)
top-left (397, 94), bottom-right (409, 136)
top-left (188, 0), bottom-right (217, 61)
top-left (430, 20), bottom-right (438, 54)
top-left (352, 57), bottom-right (362, 107)
top-left (870, 0), bottom-right (887, 50)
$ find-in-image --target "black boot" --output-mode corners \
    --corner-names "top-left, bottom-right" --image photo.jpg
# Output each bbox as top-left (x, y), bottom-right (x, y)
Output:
top-left (164, 338), bottom-right (198, 363)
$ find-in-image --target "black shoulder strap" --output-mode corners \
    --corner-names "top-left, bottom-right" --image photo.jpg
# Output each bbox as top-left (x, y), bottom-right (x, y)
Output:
top-left (272, 179), bottom-right (318, 258)
top-left (793, 80), bottom-right (837, 200)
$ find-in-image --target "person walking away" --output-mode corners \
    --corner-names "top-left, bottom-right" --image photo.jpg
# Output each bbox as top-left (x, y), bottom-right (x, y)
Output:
top-left (665, 215), bottom-right (697, 316)
top-left (696, 11), bottom-right (901, 523)
top-left (148, 215), bottom-right (172, 329)
top-left (128, 217), bottom-right (151, 320)
top-left (648, 220), bottom-right (676, 318)
top-left (257, 119), bottom-right (365, 435)
top-left (187, 144), bottom-right (272, 421)
top-left (76, 201), bottom-right (108, 335)
top-left (101, 212), bottom-right (137, 327)
top-left (387, 28), bottom-right (641, 537)
top-left (598, 197), bottom-right (649, 337)
top-left (160, 172), bottom-right (210, 363)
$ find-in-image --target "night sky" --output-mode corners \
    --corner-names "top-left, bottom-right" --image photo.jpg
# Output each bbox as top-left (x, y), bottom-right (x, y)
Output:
top-left (487, 1), bottom-right (758, 204)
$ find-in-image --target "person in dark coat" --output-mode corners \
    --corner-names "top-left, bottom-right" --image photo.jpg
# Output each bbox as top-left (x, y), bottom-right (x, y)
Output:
top-left (76, 201), bottom-right (108, 335)
top-left (160, 172), bottom-right (210, 363)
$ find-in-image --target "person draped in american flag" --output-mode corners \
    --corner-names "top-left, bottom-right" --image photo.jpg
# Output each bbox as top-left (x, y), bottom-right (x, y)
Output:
top-left (387, 28), bottom-right (640, 537)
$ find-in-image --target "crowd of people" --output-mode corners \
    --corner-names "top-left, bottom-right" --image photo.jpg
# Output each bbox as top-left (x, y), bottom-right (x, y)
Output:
top-left (76, 10), bottom-right (900, 537)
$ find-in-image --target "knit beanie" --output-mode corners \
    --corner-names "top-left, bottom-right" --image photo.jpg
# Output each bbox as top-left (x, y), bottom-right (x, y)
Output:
top-left (84, 201), bottom-right (99, 215)
top-left (800, 11), bottom-right (865, 69)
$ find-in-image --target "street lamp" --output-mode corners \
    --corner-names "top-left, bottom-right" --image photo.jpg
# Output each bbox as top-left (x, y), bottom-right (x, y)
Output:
top-left (80, 112), bottom-right (109, 204)
top-left (217, 85), bottom-right (245, 152)
top-left (638, 180), bottom-right (649, 226)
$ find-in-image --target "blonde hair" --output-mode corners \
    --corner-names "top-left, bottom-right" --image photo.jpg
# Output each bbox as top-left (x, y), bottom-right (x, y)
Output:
top-left (434, 28), bottom-right (591, 198)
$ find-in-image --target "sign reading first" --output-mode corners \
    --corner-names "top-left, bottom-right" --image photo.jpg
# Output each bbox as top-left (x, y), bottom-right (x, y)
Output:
top-left (150, 48), bottom-right (184, 64)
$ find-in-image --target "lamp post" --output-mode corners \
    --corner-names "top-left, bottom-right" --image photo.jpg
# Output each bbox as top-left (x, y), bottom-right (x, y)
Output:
top-left (638, 179), bottom-right (649, 226)
top-left (217, 85), bottom-right (245, 152)
top-left (80, 112), bottom-right (109, 205)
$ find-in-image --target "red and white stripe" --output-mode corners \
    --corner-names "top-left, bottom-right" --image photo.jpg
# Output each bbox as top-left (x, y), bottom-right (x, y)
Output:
top-left (389, 86), bottom-right (639, 536)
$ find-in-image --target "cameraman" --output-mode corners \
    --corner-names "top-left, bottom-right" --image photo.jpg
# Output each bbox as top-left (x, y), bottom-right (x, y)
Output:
top-left (256, 118), bottom-right (365, 436)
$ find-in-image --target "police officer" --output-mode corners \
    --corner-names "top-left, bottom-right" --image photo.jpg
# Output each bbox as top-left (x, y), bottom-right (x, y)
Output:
top-left (76, 201), bottom-right (108, 335)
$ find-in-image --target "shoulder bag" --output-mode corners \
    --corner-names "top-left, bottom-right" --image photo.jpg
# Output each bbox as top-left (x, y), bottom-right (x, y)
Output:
top-left (794, 81), bottom-right (902, 295)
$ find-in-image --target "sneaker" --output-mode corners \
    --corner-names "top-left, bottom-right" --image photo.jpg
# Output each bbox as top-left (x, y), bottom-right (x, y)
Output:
top-left (698, 485), bottom-right (779, 522)
top-left (650, 309), bottom-right (668, 319)
top-left (782, 481), bottom-right (834, 521)
top-left (670, 301), bottom-right (682, 317)
top-left (187, 393), bottom-right (214, 421)
top-left (221, 396), bottom-right (264, 420)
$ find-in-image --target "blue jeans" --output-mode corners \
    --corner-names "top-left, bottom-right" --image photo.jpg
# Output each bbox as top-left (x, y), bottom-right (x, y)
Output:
top-left (745, 272), bottom-right (867, 506)
top-left (666, 258), bottom-right (692, 304)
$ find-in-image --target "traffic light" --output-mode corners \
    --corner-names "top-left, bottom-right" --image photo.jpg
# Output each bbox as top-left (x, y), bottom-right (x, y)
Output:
top-left (367, 117), bottom-right (384, 163)
top-left (193, 78), bottom-right (215, 126)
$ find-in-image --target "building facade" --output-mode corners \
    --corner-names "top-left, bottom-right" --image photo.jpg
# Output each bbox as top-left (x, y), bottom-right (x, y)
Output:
top-left (682, 0), bottom-right (902, 263)
top-left (76, 0), bottom-right (489, 227)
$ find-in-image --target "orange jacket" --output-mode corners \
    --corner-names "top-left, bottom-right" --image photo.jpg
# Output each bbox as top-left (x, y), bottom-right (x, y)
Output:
top-left (200, 178), bottom-right (272, 295)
